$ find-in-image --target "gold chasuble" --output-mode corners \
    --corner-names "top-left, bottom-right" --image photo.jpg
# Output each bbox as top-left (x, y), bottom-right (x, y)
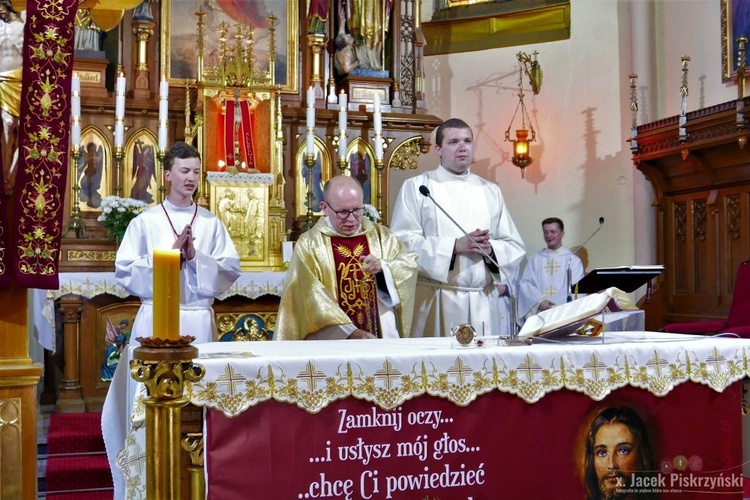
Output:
top-left (276, 218), bottom-right (417, 341)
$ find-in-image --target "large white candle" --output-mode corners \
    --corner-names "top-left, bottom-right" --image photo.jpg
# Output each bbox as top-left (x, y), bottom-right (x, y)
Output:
top-left (158, 80), bottom-right (169, 151)
top-left (373, 93), bottom-right (382, 134)
top-left (306, 130), bottom-right (315, 157)
top-left (338, 91), bottom-right (347, 132)
top-left (70, 75), bottom-right (81, 149)
top-left (374, 136), bottom-right (383, 161)
top-left (115, 76), bottom-right (126, 118)
top-left (339, 131), bottom-right (347, 161)
top-left (306, 86), bottom-right (315, 157)
top-left (115, 75), bottom-right (126, 148)
top-left (306, 86), bottom-right (315, 130)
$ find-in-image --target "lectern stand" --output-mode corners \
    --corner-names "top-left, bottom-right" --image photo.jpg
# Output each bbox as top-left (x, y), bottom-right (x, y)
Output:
top-left (575, 266), bottom-right (663, 302)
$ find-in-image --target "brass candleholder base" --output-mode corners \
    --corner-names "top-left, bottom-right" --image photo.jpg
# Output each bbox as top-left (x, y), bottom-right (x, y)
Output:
top-left (130, 336), bottom-right (204, 499)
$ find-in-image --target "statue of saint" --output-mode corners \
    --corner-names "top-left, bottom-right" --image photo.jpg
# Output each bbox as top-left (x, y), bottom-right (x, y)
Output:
top-left (308, 0), bottom-right (328, 34)
top-left (0, 13), bottom-right (22, 196)
top-left (74, 8), bottom-right (102, 52)
top-left (334, 33), bottom-right (359, 74)
top-left (339, 0), bottom-right (392, 71)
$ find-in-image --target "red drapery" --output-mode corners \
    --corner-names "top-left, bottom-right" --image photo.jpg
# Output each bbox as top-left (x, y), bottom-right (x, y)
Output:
top-left (0, 0), bottom-right (77, 289)
top-left (222, 99), bottom-right (256, 171)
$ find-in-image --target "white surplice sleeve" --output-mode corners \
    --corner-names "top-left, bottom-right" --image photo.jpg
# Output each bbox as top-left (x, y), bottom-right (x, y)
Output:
top-left (390, 176), bottom-right (455, 283)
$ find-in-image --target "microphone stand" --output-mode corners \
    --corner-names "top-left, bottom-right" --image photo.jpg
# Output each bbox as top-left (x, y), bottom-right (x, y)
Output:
top-left (419, 185), bottom-right (519, 340)
top-left (569, 218), bottom-right (605, 302)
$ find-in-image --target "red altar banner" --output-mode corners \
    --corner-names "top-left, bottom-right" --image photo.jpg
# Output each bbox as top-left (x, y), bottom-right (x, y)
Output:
top-left (207, 382), bottom-right (743, 499)
top-left (7, 0), bottom-right (77, 288)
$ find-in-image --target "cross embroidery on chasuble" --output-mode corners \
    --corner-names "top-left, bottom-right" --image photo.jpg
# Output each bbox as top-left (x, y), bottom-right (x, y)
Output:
top-left (330, 234), bottom-right (381, 338)
top-left (543, 258), bottom-right (560, 275)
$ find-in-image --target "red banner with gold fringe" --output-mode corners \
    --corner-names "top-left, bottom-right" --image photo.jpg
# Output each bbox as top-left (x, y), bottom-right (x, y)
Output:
top-left (9, 0), bottom-right (77, 289)
top-left (0, 154), bottom-right (9, 288)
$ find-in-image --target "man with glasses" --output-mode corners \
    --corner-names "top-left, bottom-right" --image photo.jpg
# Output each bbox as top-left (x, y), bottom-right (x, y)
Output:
top-left (391, 118), bottom-right (525, 337)
top-left (276, 176), bottom-right (417, 340)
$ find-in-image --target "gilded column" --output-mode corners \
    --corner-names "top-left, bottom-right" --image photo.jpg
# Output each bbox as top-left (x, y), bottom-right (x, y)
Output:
top-left (0, 289), bottom-right (42, 498)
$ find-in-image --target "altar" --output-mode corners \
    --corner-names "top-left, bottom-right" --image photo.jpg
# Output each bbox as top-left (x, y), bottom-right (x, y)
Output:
top-left (117, 332), bottom-right (750, 499)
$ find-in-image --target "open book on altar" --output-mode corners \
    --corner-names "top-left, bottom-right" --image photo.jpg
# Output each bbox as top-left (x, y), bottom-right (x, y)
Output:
top-left (518, 287), bottom-right (639, 339)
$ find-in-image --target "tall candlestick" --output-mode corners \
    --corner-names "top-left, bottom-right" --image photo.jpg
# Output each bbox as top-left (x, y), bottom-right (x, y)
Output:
top-left (70, 74), bottom-right (81, 149)
top-left (152, 248), bottom-right (181, 341)
top-left (373, 93), bottom-right (382, 134)
top-left (339, 131), bottom-right (347, 162)
top-left (374, 135), bottom-right (383, 161)
top-left (338, 91), bottom-right (347, 132)
top-left (115, 75), bottom-right (126, 148)
top-left (307, 130), bottom-right (315, 157)
top-left (306, 86), bottom-right (315, 157)
top-left (158, 80), bottom-right (169, 151)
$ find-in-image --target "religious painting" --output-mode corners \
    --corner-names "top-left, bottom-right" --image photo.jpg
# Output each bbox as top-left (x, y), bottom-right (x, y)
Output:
top-left (346, 137), bottom-right (376, 206)
top-left (722, 0), bottom-right (750, 81)
top-left (123, 129), bottom-right (159, 207)
top-left (95, 302), bottom-right (140, 389)
top-left (295, 138), bottom-right (331, 218)
top-left (73, 127), bottom-right (111, 211)
top-left (160, 0), bottom-right (298, 92)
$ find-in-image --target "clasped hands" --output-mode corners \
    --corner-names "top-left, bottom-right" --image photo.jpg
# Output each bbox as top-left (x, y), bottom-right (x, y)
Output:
top-left (456, 229), bottom-right (507, 296)
top-left (172, 224), bottom-right (196, 265)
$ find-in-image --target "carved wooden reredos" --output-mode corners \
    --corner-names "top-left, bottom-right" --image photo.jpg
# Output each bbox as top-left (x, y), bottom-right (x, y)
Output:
top-left (62, 0), bottom-right (442, 269)
top-left (632, 98), bottom-right (750, 328)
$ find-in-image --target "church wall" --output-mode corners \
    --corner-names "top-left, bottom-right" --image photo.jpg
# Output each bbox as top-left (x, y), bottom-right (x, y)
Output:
top-left (394, 0), bottom-right (740, 282)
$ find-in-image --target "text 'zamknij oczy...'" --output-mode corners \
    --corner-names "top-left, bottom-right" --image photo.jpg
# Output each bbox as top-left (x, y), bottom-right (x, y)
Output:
top-left (337, 406), bottom-right (450, 434)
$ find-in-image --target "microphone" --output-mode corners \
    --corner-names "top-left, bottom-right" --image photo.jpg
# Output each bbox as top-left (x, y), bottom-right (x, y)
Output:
top-left (568, 217), bottom-right (605, 301)
top-left (573, 217), bottom-right (605, 259)
top-left (419, 185), bottom-right (519, 339)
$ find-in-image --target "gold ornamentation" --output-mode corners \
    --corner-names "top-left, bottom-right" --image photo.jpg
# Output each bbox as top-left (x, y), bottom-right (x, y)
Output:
top-left (66, 250), bottom-right (116, 262)
top-left (452, 324), bottom-right (474, 346)
top-left (390, 137), bottom-right (422, 170)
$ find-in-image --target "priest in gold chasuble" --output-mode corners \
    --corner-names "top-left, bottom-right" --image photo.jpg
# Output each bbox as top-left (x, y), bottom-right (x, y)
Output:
top-left (276, 176), bottom-right (417, 340)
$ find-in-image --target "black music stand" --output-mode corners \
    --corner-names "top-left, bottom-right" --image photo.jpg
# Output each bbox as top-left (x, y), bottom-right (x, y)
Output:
top-left (575, 266), bottom-right (663, 303)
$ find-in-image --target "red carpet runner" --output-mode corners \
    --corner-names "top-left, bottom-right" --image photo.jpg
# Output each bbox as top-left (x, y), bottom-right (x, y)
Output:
top-left (44, 412), bottom-right (113, 498)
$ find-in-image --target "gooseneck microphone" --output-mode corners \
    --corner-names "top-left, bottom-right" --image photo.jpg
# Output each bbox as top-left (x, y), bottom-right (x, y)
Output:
top-left (419, 185), bottom-right (519, 339)
top-left (573, 217), bottom-right (605, 259)
top-left (567, 217), bottom-right (606, 301)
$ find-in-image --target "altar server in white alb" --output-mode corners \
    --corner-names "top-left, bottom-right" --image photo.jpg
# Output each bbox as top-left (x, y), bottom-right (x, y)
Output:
top-left (106, 142), bottom-right (240, 499)
top-left (517, 217), bottom-right (584, 321)
top-left (390, 118), bottom-right (526, 337)
top-left (115, 141), bottom-right (241, 343)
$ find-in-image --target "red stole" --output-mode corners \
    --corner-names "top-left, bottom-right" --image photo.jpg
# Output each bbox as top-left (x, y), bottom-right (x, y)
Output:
top-left (329, 234), bottom-right (381, 338)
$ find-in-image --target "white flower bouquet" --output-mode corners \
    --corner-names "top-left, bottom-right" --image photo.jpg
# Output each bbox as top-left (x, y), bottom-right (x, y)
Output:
top-left (97, 196), bottom-right (148, 240)
top-left (363, 204), bottom-right (381, 223)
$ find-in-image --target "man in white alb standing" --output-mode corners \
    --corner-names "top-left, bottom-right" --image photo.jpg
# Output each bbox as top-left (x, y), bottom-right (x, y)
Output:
top-left (390, 118), bottom-right (526, 337)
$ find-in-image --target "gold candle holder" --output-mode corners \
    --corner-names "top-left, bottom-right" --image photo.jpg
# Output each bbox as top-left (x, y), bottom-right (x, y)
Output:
top-left (303, 153), bottom-right (316, 231)
top-left (66, 147), bottom-right (86, 238)
top-left (373, 158), bottom-right (384, 214)
top-left (114, 146), bottom-right (124, 196)
top-left (157, 149), bottom-right (166, 203)
top-left (130, 336), bottom-right (204, 500)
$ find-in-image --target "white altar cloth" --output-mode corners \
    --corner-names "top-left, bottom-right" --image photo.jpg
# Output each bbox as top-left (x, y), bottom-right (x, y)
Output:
top-left (114, 331), bottom-right (750, 498)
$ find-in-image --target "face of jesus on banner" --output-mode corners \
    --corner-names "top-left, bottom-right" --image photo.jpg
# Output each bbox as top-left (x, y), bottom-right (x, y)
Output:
top-left (584, 406), bottom-right (654, 500)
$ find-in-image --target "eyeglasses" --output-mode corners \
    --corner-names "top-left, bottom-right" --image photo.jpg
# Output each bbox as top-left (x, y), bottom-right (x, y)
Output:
top-left (324, 201), bottom-right (364, 220)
